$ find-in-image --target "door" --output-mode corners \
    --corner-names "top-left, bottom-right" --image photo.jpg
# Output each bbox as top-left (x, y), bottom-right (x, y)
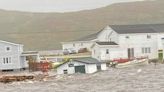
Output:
top-left (63, 69), bottom-right (68, 74)
top-left (97, 64), bottom-right (101, 70)
top-left (128, 48), bottom-right (134, 59)
top-left (75, 65), bottom-right (86, 73)
top-left (158, 50), bottom-right (163, 60)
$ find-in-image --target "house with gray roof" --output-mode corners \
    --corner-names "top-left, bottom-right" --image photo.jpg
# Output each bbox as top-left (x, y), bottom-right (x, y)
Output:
top-left (57, 57), bottom-right (107, 74)
top-left (62, 24), bottom-right (164, 61)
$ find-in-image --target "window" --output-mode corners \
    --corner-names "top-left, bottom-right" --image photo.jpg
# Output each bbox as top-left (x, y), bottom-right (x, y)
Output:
top-left (109, 38), bottom-right (112, 41)
top-left (3, 58), bottom-right (5, 64)
top-left (148, 48), bottom-right (151, 53)
top-left (6, 58), bottom-right (8, 63)
top-left (145, 48), bottom-right (148, 53)
top-left (142, 47), bottom-right (151, 54)
top-left (126, 36), bottom-right (129, 39)
top-left (6, 47), bottom-right (11, 51)
top-left (142, 48), bottom-right (145, 53)
top-left (73, 44), bottom-right (75, 47)
top-left (147, 35), bottom-right (151, 39)
top-left (68, 64), bottom-right (74, 67)
top-left (3, 57), bottom-right (12, 64)
top-left (106, 49), bottom-right (109, 54)
top-left (81, 43), bottom-right (83, 46)
top-left (63, 70), bottom-right (68, 74)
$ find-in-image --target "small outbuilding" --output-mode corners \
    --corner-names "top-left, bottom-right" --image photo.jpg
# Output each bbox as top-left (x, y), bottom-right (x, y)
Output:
top-left (57, 57), bottom-right (107, 74)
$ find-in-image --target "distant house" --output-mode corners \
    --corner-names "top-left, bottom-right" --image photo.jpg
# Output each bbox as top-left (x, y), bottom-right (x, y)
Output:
top-left (63, 24), bottom-right (164, 61)
top-left (61, 31), bottom-right (100, 53)
top-left (0, 40), bottom-right (27, 71)
top-left (57, 57), bottom-right (107, 74)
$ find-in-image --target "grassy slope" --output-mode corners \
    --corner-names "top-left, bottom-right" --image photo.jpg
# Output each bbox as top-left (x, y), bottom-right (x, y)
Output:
top-left (0, 0), bottom-right (163, 51)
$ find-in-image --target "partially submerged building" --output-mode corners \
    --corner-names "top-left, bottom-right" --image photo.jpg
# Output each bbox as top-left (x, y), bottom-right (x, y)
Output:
top-left (57, 57), bottom-right (107, 74)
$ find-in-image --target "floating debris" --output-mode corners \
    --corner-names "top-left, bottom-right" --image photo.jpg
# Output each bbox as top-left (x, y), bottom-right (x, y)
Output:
top-left (0, 75), bottom-right (34, 83)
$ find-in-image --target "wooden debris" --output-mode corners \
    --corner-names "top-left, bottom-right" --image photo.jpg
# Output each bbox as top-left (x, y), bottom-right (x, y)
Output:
top-left (0, 75), bottom-right (34, 83)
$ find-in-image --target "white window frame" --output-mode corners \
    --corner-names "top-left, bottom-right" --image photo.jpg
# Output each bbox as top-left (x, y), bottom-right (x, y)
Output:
top-left (142, 47), bottom-right (151, 54)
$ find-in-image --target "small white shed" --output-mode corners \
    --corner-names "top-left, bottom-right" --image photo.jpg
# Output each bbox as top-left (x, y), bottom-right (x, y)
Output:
top-left (57, 57), bottom-right (107, 74)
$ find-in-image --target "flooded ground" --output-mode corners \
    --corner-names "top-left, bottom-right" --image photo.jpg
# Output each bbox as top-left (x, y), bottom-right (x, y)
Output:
top-left (0, 63), bottom-right (164, 92)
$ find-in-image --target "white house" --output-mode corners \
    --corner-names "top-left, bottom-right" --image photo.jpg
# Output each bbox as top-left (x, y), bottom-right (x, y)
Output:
top-left (57, 57), bottom-right (107, 74)
top-left (63, 24), bottom-right (164, 61)
top-left (61, 31), bottom-right (101, 52)
top-left (92, 25), bottom-right (159, 60)
top-left (0, 40), bottom-right (28, 71)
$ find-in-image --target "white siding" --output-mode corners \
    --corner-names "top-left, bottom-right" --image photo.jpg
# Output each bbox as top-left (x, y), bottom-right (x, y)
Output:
top-left (92, 45), bottom-right (127, 61)
top-left (57, 61), bottom-right (98, 74)
top-left (0, 41), bottom-right (25, 70)
top-left (157, 33), bottom-right (164, 50)
top-left (119, 33), bottom-right (158, 59)
top-left (86, 64), bottom-right (97, 73)
top-left (97, 26), bottom-right (119, 43)
top-left (92, 32), bottom-right (159, 60)
top-left (62, 41), bottom-right (93, 52)
top-left (101, 63), bottom-right (107, 70)
top-left (92, 44), bottom-right (101, 60)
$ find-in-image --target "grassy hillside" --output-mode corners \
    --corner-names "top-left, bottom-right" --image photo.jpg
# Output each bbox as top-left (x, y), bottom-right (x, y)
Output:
top-left (0, 0), bottom-right (163, 51)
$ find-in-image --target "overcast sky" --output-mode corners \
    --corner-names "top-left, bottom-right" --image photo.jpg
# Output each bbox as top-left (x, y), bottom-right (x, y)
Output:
top-left (0, 0), bottom-right (145, 12)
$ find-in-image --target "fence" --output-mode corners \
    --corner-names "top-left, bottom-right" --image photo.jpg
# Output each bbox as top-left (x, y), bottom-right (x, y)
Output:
top-left (39, 50), bottom-right (63, 56)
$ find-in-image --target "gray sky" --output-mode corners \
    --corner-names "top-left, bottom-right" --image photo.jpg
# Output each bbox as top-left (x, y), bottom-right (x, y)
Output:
top-left (0, 0), bottom-right (145, 12)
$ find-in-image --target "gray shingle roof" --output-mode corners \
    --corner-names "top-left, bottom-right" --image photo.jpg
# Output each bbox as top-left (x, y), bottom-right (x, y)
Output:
top-left (75, 24), bottom-right (164, 42)
top-left (110, 24), bottom-right (164, 34)
top-left (72, 57), bottom-right (105, 64)
top-left (57, 57), bottom-right (106, 68)
top-left (111, 27), bottom-right (156, 34)
top-left (96, 42), bottom-right (118, 45)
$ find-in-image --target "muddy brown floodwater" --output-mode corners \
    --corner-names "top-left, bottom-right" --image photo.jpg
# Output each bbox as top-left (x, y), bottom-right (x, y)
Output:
top-left (0, 63), bottom-right (164, 92)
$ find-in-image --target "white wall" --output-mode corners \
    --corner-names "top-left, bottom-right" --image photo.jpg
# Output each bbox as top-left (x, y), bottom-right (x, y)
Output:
top-left (62, 41), bottom-right (94, 52)
top-left (101, 63), bottom-right (107, 70)
top-left (157, 33), bottom-right (164, 50)
top-left (100, 46), bottom-right (127, 60)
top-left (57, 61), bottom-right (83, 74)
top-left (57, 61), bottom-right (98, 74)
top-left (0, 42), bottom-right (24, 70)
top-left (92, 44), bottom-right (127, 61)
top-left (86, 64), bottom-right (97, 73)
top-left (92, 32), bottom-right (159, 60)
top-left (118, 33), bottom-right (158, 59)
top-left (92, 44), bottom-right (101, 60)
top-left (97, 26), bottom-right (119, 43)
